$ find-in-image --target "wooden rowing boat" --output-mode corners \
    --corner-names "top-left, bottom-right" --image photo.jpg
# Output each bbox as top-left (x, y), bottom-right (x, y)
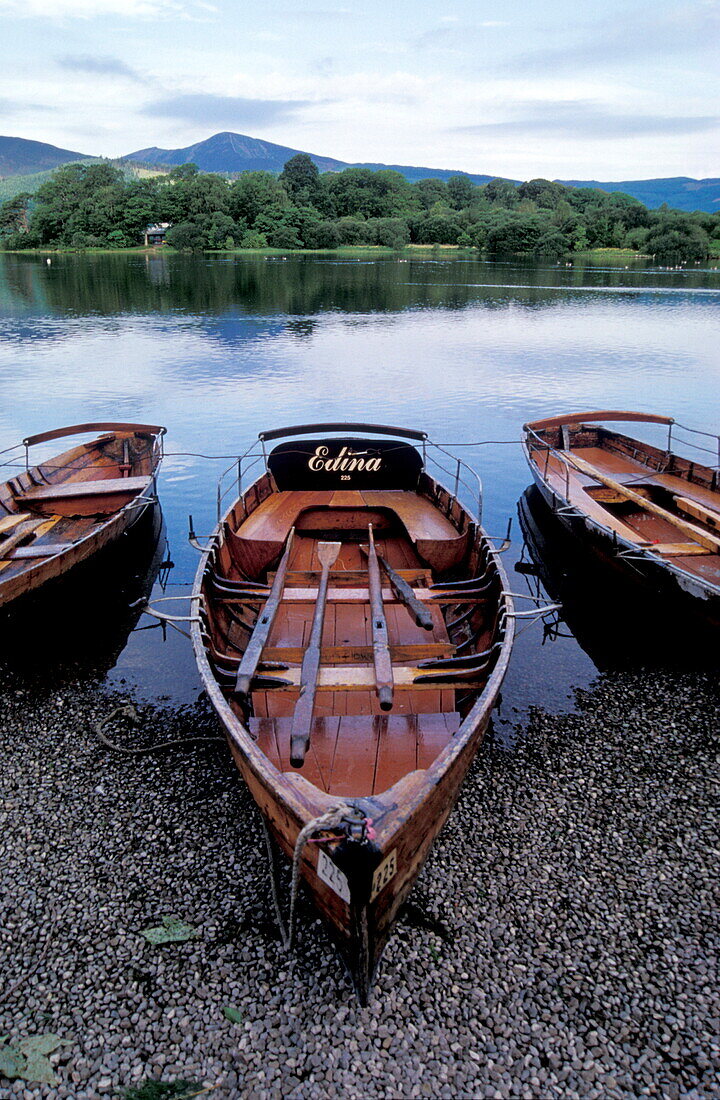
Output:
top-left (190, 423), bottom-right (514, 1000)
top-left (523, 410), bottom-right (720, 625)
top-left (0, 422), bottom-right (165, 609)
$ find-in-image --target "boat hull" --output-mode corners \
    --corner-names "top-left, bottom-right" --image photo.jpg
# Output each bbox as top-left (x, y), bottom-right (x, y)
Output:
top-left (191, 428), bottom-right (513, 1000)
top-left (0, 423), bottom-right (164, 610)
top-left (522, 412), bottom-right (720, 629)
top-left (526, 456), bottom-right (720, 628)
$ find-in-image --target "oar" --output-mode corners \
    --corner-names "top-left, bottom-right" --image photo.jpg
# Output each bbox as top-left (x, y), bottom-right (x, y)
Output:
top-left (234, 528), bottom-right (295, 696)
top-left (0, 515), bottom-right (61, 572)
top-left (366, 524), bottom-right (394, 711)
top-left (564, 452), bottom-right (720, 552)
top-left (289, 540), bottom-right (341, 768)
top-left (360, 544), bottom-right (434, 631)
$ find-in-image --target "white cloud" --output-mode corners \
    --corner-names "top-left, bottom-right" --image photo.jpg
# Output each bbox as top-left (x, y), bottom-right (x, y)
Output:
top-left (0, 0), bottom-right (215, 18)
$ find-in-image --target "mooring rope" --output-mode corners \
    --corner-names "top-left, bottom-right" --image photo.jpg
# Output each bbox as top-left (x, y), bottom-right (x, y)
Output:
top-left (263, 804), bottom-right (360, 951)
top-left (91, 703), bottom-right (224, 756)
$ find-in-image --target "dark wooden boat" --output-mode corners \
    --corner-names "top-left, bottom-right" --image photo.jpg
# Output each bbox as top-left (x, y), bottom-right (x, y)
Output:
top-left (0, 422), bottom-right (165, 609)
top-left (190, 423), bottom-right (514, 1000)
top-left (523, 410), bottom-right (720, 625)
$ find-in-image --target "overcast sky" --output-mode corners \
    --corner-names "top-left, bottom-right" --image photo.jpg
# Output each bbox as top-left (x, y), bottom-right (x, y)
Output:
top-left (1, 0), bottom-right (718, 180)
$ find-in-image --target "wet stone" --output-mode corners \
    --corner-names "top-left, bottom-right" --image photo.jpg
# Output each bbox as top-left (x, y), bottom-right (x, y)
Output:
top-left (0, 668), bottom-right (717, 1098)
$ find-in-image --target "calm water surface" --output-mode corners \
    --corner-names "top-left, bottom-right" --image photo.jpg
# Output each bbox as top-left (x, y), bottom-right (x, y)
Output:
top-left (1, 253), bottom-right (718, 733)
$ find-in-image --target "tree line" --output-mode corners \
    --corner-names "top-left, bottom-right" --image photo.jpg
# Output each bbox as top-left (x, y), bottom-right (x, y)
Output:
top-left (1, 154), bottom-right (717, 263)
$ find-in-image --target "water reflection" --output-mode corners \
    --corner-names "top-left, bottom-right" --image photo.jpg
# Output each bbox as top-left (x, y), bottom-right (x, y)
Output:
top-left (516, 486), bottom-right (717, 669)
top-left (0, 253), bottom-right (718, 709)
top-left (0, 504), bottom-right (171, 684)
top-left (1, 253), bottom-right (718, 319)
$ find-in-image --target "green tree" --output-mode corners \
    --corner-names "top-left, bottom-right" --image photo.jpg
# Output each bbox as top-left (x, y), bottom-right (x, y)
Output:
top-left (228, 172), bottom-right (288, 224)
top-left (279, 154), bottom-right (322, 207)
top-left (645, 216), bottom-right (709, 263)
top-left (165, 220), bottom-right (205, 251)
top-left (483, 178), bottom-right (519, 207)
top-left (447, 174), bottom-right (475, 210)
top-left (412, 178), bottom-right (448, 210)
top-left (0, 192), bottom-right (31, 235)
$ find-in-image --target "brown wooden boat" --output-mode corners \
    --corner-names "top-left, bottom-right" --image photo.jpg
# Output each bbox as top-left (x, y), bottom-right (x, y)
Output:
top-left (190, 423), bottom-right (514, 1000)
top-left (0, 422), bottom-right (165, 609)
top-left (523, 410), bottom-right (720, 625)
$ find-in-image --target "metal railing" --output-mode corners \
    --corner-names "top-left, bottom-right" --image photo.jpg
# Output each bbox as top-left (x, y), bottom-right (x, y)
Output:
top-left (669, 421), bottom-right (720, 468)
top-left (214, 425), bottom-right (485, 523)
top-left (524, 426), bottom-right (573, 502)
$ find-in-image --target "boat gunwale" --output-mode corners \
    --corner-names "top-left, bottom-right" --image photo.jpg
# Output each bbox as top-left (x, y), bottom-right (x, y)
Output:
top-left (0, 426), bottom-right (165, 605)
top-left (190, 468), bottom-right (514, 821)
top-left (522, 418), bottom-right (720, 599)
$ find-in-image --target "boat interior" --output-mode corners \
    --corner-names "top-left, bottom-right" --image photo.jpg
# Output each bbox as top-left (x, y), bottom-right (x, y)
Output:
top-left (0, 425), bottom-right (161, 577)
top-left (200, 477), bottom-right (507, 799)
top-left (527, 421), bottom-right (720, 575)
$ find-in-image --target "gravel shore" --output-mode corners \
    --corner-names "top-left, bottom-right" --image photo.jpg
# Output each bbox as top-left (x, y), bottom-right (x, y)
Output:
top-left (0, 665), bottom-right (717, 1099)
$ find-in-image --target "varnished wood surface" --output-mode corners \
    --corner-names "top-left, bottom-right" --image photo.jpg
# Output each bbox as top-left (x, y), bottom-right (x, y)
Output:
top-left (526, 429), bottom-right (720, 582)
top-left (250, 713), bottom-right (459, 795)
top-left (237, 489), bottom-right (459, 544)
top-left (564, 451), bottom-right (720, 552)
top-left (0, 427), bottom-right (162, 605)
top-left (205, 513), bottom-right (481, 796)
top-left (19, 474), bottom-right (149, 501)
top-left (192, 461), bottom-right (514, 998)
top-left (525, 410), bottom-right (673, 430)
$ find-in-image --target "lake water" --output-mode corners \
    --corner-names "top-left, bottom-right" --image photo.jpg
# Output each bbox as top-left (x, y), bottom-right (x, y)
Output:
top-left (1, 252), bottom-right (719, 735)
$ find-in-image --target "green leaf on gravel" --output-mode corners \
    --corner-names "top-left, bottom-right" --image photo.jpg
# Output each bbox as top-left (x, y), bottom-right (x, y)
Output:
top-left (0, 1033), bottom-right (71, 1085)
top-left (222, 1005), bottom-right (243, 1024)
top-left (121, 1079), bottom-right (203, 1099)
top-left (0, 1045), bottom-right (26, 1080)
top-left (141, 916), bottom-right (198, 945)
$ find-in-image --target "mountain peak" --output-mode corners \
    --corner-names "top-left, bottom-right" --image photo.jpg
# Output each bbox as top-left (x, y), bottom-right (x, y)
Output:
top-left (123, 130), bottom-right (346, 174)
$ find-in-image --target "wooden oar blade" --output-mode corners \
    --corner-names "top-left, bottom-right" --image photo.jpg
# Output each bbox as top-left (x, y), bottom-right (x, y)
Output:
top-left (317, 540), bottom-right (342, 568)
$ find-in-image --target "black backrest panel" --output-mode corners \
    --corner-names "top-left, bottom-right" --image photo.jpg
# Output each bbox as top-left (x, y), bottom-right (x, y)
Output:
top-left (268, 438), bottom-right (423, 491)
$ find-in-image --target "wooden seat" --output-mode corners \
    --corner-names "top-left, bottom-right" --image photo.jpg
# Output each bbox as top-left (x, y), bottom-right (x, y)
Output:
top-left (17, 475), bottom-right (148, 502)
top-left (360, 491), bottom-right (458, 542)
top-left (237, 489), bottom-right (458, 544)
top-left (675, 496), bottom-right (720, 532)
top-left (235, 488), bottom-right (467, 573)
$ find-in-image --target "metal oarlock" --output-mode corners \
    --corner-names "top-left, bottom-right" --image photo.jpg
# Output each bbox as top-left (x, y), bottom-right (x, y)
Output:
top-left (130, 594), bottom-right (200, 625)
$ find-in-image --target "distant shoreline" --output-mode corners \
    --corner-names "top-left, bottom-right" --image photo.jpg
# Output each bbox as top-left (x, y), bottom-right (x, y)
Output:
top-left (0, 245), bottom-right (655, 265)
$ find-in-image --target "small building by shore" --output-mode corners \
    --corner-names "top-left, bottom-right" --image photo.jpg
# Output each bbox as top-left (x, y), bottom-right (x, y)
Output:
top-left (144, 223), bottom-right (171, 247)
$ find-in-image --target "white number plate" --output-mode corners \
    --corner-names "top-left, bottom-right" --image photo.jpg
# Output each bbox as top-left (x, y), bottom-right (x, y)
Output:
top-left (317, 849), bottom-right (351, 903)
top-left (370, 850), bottom-right (397, 902)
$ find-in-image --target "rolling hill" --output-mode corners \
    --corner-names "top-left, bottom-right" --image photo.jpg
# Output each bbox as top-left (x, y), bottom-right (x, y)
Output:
top-left (124, 130), bottom-right (347, 175)
top-left (0, 135), bottom-right (92, 177)
top-left (1, 133), bottom-right (717, 212)
top-left (559, 176), bottom-right (720, 213)
top-left (123, 130), bottom-right (499, 186)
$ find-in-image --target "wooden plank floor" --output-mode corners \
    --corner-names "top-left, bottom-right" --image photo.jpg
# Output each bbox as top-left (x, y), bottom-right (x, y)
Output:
top-left (248, 531), bottom-right (460, 795)
top-left (540, 444), bottom-right (720, 575)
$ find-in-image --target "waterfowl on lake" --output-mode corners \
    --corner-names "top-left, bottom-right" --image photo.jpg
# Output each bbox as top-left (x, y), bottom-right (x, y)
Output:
top-left (190, 422), bottom-right (514, 1001)
top-left (523, 410), bottom-right (720, 626)
top-left (0, 422), bottom-right (165, 609)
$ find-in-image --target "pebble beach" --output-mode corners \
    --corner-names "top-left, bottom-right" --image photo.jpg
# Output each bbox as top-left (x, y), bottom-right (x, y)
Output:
top-left (0, 665), bottom-right (718, 1099)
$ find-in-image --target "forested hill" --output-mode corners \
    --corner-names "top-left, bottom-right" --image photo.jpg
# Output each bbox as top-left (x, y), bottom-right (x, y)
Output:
top-left (123, 132), bottom-right (500, 188)
top-left (559, 176), bottom-right (720, 215)
top-left (1, 156), bottom-right (717, 263)
top-left (0, 135), bottom-right (91, 177)
top-left (2, 133), bottom-right (717, 211)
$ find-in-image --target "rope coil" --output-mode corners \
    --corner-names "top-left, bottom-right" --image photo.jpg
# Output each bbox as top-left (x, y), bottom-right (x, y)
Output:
top-left (263, 803), bottom-right (366, 950)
